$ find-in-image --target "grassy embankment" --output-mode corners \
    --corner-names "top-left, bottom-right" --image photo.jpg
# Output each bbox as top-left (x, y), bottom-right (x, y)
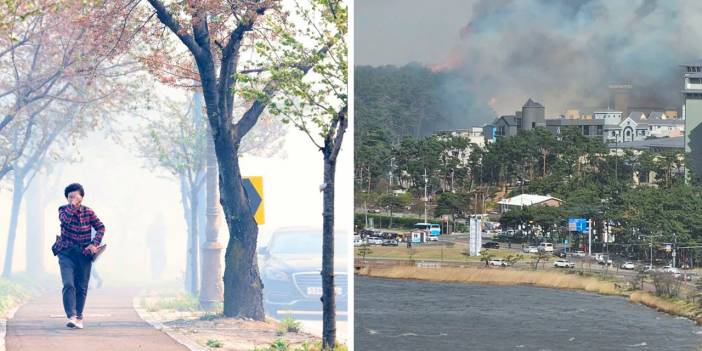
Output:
top-left (357, 265), bottom-right (702, 324)
top-left (0, 272), bottom-right (54, 318)
top-left (0, 278), bottom-right (28, 317)
top-left (356, 245), bottom-right (518, 262)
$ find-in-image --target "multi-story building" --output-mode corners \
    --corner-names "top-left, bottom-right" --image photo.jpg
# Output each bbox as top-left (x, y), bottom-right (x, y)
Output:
top-left (482, 97), bottom-right (682, 147)
top-left (684, 59), bottom-right (702, 182)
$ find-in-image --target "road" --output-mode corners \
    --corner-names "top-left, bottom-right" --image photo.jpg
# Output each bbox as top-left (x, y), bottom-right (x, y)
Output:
top-left (5, 287), bottom-right (189, 351)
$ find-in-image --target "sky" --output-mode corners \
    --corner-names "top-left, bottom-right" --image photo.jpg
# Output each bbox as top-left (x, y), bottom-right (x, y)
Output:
top-left (355, 0), bottom-right (475, 67)
top-left (356, 0), bottom-right (702, 117)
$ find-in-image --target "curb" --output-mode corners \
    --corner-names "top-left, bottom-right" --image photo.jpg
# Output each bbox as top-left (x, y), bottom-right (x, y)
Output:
top-left (131, 296), bottom-right (207, 351)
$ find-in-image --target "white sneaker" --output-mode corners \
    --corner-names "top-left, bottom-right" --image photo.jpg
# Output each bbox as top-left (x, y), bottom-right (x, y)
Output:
top-left (66, 316), bottom-right (78, 328)
top-left (74, 319), bottom-right (84, 329)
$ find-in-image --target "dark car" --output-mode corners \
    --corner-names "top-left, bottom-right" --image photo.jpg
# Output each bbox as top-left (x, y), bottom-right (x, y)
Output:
top-left (482, 241), bottom-right (500, 249)
top-left (259, 227), bottom-right (348, 320)
top-left (554, 249), bottom-right (567, 258)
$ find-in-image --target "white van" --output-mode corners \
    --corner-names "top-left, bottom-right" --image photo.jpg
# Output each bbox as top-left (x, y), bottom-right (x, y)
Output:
top-left (537, 242), bottom-right (554, 252)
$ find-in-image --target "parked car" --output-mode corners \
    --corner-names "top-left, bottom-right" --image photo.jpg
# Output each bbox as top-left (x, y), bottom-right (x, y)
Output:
top-left (260, 227), bottom-right (347, 319)
top-left (523, 246), bottom-right (538, 253)
top-left (643, 264), bottom-right (655, 273)
top-left (573, 250), bottom-right (586, 257)
top-left (489, 258), bottom-right (509, 267)
top-left (353, 236), bottom-right (366, 246)
top-left (554, 249), bottom-right (567, 258)
top-left (595, 254), bottom-right (612, 265)
top-left (553, 259), bottom-right (575, 268)
top-left (482, 241), bottom-right (500, 249)
top-left (680, 272), bottom-right (698, 281)
top-left (597, 258), bottom-right (613, 266)
top-left (537, 242), bottom-right (554, 252)
top-left (381, 239), bottom-right (398, 246)
top-left (621, 262), bottom-right (636, 270)
top-left (661, 266), bottom-right (681, 277)
top-left (367, 237), bottom-right (383, 245)
top-left (428, 236), bottom-right (439, 242)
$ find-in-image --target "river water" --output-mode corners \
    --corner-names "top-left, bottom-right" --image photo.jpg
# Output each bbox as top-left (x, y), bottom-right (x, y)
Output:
top-left (355, 276), bottom-right (702, 351)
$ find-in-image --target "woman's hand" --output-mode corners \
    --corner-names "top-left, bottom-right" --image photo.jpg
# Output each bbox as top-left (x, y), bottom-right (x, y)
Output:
top-left (83, 244), bottom-right (98, 255)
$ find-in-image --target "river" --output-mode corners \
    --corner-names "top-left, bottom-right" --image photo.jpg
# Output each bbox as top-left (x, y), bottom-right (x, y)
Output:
top-left (355, 276), bottom-right (702, 351)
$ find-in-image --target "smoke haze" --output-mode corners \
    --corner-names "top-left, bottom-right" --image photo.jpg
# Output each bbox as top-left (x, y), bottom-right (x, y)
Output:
top-left (357, 0), bottom-right (702, 120)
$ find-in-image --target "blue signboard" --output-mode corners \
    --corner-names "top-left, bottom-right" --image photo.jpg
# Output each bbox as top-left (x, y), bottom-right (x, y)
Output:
top-left (568, 218), bottom-right (588, 233)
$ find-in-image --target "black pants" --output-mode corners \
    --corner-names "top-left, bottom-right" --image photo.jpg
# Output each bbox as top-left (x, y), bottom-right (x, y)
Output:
top-left (58, 245), bottom-right (92, 319)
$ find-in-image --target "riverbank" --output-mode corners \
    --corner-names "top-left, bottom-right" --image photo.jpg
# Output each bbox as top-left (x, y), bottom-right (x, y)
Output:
top-left (356, 265), bottom-right (702, 325)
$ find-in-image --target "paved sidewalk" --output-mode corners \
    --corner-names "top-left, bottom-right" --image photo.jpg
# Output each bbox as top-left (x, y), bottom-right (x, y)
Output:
top-left (5, 287), bottom-right (189, 351)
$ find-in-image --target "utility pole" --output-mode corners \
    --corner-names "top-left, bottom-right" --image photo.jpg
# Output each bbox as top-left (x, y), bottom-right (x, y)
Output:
top-left (588, 218), bottom-right (592, 256)
top-left (388, 157), bottom-right (394, 194)
top-left (639, 233), bottom-right (661, 269)
top-left (423, 168), bottom-right (428, 224)
top-left (673, 232), bottom-right (677, 268)
top-left (199, 91), bottom-right (224, 309)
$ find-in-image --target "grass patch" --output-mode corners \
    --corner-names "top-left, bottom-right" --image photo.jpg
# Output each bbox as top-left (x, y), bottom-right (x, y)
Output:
top-left (628, 291), bottom-right (697, 319)
top-left (0, 278), bottom-right (29, 317)
top-left (206, 339), bottom-right (223, 348)
top-left (279, 316), bottom-right (301, 333)
top-left (142, 293), bottom-right (199, 312)
top-left (254, 339), bottom-right (348, 351)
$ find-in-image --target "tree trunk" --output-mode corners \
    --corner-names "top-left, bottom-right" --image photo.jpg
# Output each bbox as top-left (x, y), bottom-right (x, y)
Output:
top-left (25, 178), bottom-right (45, 275)
top-left (217, 139), bottom-right (264, 319)
top-left (2, 172), bottom-right (25, 278)
top-left (179, 174), bottom-right (193, 292)
top-left (321, 152), bottom-right (337, 350)
top-left (189, 184), bottom-right (200, 295)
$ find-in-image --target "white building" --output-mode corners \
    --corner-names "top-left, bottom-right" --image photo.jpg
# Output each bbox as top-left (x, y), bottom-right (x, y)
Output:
top-left (497, 194), bottom-right (563, 213)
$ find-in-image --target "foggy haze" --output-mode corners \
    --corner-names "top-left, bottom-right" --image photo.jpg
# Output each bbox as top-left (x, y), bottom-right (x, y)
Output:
top-left (0, 111), bottom-right (353, 286)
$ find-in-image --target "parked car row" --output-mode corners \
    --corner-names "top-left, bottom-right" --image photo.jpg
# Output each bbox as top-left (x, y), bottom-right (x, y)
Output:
top-left (354, 236), bottom-right (399, 246)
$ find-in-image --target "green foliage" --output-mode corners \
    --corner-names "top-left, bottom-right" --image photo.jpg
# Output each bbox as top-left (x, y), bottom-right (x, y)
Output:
top-left (135, 96), bottom-right (207, 178)
top-left (279, 316), bottom-right (302, 333)
top-left (434, 192), bottom-right (471, 218)
top-left (651, 272), bottom-right (681, 298)
top-left (354, 213), bottom-right (427, 229)
top-left (243, 0), bottom-right (347, 146)
top-left (206, 339), bottom-right (223, 348)
top-left (503, 254), bottom-right (524, 266)
top-left (357, 244), bottom-right (373, 261)
top-left (253, 340), bottom-right (348, 351)
top-left (143, 293), bottom-right (199, 312)
top-left (0, 278), bottom-right (28, 316)
top-left (531, 251), bottom-right (550, 271)
top-left (479, 249), bottom-right (495, 266)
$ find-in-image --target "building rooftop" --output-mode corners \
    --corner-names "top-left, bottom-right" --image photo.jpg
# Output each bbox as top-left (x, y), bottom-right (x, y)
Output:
top-left (498, 194), bottom-right (563, 207)
top-left (627, 111), bottom-right (646, 121)
top-left (682, 59), bottom-right (702, 67)
top-left (497, 115), bottom-right (520, 126)
top-left (523, 98), bottom-right (544, 108)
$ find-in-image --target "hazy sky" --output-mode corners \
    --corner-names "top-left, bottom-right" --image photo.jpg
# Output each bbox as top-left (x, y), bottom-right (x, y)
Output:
top-left (356, 0), bottom-right (702, 117)
top-left (355, 0), bottom-right (475, 66)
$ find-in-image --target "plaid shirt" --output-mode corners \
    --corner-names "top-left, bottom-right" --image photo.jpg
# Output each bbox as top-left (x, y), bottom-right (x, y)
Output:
top-left (51, 204), bottom-right (106, 256)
